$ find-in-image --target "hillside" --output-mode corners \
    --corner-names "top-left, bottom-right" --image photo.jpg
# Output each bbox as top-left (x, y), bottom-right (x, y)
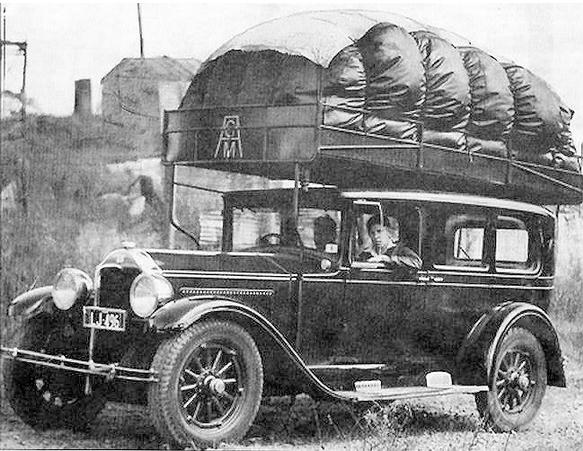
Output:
top-left (1, 115), bottom-right (167, 346)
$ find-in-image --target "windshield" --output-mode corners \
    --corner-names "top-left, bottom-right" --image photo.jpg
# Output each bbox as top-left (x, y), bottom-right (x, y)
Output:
top-left (232, 207), bottom-right (341, 252)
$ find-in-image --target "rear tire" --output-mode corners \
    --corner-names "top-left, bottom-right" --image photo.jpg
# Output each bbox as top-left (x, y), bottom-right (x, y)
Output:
top-left (475, 327), bottom-right (546, 431)
top-left (148, 320), bottom-right (263, 448)
top-left (3, 317), bottom-right (105, 431)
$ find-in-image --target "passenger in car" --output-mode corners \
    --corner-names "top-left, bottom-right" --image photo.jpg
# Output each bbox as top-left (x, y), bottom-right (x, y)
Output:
top-left (313, 214), bottom-right (338, 252)
top-left (358, 214), bottom-right (422, 269)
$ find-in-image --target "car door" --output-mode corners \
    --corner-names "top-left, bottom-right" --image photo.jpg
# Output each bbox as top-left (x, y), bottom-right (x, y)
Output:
top-left (418, 204), bottom-right (497, 377)
top-left (340, 200), bottom-right (427, 387)
top-left (292, 207), bottom-right (348, 365)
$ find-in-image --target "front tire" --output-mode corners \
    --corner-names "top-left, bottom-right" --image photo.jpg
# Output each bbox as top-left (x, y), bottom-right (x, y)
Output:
top-left (149, 320), bottom-right (263, 448)
top-left (475, 327), bottom-right (547, 431)
top-left (3, 316), bottom-right (105, 431)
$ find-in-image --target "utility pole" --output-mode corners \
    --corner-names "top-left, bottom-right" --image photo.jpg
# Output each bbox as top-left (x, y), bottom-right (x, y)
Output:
top-left (1, 3), bottom-right (5, 118)
top-left (137, 3), bottom-right (144, 58)
top-left (2, 4), bottom-right (6, 82)
top-left (0, 4), bottom-right (28, 119)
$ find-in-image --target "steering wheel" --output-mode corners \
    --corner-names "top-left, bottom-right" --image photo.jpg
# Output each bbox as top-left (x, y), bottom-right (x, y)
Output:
top-left (258, 233), bottom-right (282, 246)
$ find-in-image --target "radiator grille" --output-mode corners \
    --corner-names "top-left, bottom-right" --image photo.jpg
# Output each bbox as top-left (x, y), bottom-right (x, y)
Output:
top-left (97, 267), bottom-right (141, 309)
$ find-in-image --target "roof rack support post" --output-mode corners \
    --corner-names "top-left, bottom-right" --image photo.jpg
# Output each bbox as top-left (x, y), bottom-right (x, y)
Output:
top-left (417, 122), bottom-right (424, 169)
top-left (293, 162), bottom-right (300, 220)
top-left (292, 161), bottom-right (303, 351)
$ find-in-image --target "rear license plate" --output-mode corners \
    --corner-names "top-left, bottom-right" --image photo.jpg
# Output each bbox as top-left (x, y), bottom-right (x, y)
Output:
top-left (83, 306), bottom-right (126, 332)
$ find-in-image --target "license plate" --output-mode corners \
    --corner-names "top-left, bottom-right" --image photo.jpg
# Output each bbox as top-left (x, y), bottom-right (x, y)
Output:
top-left (83, 306), bottom-right (126, 331)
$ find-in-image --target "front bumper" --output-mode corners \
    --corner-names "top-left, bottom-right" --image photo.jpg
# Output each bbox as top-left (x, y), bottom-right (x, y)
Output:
top-left (1, 346), bottom-right (158, 383)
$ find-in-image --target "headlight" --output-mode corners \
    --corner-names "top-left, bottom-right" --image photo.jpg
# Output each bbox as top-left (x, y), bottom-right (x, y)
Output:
top-left (52, 268), bottom-right (93, 310)
top-left (129, 273), bottom-right (173, 318)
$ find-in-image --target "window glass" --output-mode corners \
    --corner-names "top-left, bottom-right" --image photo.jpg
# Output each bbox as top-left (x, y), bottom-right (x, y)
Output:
top-left (233, 208), bottom-right (280, 249)
top-left (232, 207), bottom-right (341, 253)
top-left (173, 184), bottom-right (222, 250)
top-left (353, 213), bottom-right (401, 259)
top-left (453, 228), bottom-right (484, 260)
top-left (298, 209), bottom-right (341, 253)
top-left (496, 229), bottom-right (528, 263)
top-left (351, 203), bottom-right (421, 268)
top-left (495, 216), bottom-right (530, 269)
top-left (437, 213), bottom-right (488, 269)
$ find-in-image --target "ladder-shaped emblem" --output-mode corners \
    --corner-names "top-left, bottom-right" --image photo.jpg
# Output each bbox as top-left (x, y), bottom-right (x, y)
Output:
top-left (214, 115), bottom-right (243, 159)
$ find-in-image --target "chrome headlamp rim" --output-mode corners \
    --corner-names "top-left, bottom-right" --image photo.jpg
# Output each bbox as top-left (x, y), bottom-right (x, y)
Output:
top-left (52, 268), bottom-right (93, 311)
top-left (129, 272), bottom-right (173, 318)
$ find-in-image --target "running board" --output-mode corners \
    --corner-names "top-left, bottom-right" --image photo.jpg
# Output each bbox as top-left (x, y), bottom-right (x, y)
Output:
top-left (335, 385), bottom-right (487, 402)
top-left (308, 363), bottom-right (387, 371)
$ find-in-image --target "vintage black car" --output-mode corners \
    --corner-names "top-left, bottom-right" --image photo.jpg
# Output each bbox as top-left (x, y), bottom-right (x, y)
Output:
top-left (1, 181), bottom-right (567, 447)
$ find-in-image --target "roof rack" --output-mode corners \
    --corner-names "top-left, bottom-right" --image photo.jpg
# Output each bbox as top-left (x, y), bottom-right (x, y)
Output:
top-left (162, 103), bottom-right (583, 205)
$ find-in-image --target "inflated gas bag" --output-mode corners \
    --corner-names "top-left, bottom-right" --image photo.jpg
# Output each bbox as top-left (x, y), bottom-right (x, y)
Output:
top-left (412, 31), bottom-right (470, 132)
top-left (323, 44), bottom-right (366, 130)
top-left (459, 47), bottom-right (514, 142)
top-left (503, 63), bottom-right (576, 158)
top-left (357, 23), bottom-right (425, 140)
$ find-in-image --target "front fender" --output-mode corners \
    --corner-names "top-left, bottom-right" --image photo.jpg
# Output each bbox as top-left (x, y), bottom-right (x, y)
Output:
top-left (456, 302), bottom-right (565, 387)
top-left (7, 286), bottom-right (53, 320)
top-left (149, 296), bottom-right (344, 400)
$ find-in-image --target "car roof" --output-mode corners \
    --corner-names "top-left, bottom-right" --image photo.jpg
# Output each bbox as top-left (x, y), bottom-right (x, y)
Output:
top-left (341, 190), bottom-right (554, 217)
top-left (224, 187), bottom-right (553, 217)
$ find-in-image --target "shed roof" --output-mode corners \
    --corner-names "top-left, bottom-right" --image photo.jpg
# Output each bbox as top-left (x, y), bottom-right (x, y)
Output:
top-left (101, 56), bottom-right (201, 83)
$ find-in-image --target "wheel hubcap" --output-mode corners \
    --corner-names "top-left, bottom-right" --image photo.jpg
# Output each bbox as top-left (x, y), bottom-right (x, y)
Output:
top-left (206, 376), bottom-right (226, 395)
top-left (33, 373), bottom-right (80, 409)
top-left (179, 342), bottom-right (243, 428)
top-left (495, 350), bottom-right (534, 413)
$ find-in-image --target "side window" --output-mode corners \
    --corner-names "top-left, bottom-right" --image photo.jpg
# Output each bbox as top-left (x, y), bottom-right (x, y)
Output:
top-left (437, 214), bottom-right (489, 270)
top-left (495, 216), bottom-right (533, 272)
top-left (453, 227), bottom-right (484, 261)
top-left (173, 184), bottom-right (223, 250)
top-left (351, 202), bottom-right (421, 269)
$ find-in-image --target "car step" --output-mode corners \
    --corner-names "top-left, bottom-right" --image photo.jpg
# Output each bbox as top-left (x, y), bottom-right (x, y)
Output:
top-left (335, 384), bottom-right (487, 402)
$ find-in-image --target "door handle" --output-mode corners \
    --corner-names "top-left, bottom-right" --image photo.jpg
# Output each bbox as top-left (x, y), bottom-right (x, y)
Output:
top-left (417, 275), bottom-right (443, 283)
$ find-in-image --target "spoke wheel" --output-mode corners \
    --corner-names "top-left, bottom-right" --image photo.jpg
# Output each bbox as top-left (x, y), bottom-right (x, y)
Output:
top-left (475, 327), bottom-right (546, 431)
top-left (4, 317), bottom-right (105, 431)
top-left (149, 320), bottom-right (263, 448)
top-left (179, 342), bottom-right (243, 428)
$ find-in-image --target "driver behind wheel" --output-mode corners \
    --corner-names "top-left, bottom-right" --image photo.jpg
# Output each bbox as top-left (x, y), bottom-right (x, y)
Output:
top-left (358, 214), bottom-right (422, 270)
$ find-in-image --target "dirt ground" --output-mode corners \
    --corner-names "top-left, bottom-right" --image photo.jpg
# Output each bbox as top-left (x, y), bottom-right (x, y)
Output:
top-left (1, 364), bottom-right (582, 451)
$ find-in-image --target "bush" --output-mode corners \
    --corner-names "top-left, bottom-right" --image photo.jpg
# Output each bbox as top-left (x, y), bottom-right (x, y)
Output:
top-left (0, 115), bottom-right (163, 355)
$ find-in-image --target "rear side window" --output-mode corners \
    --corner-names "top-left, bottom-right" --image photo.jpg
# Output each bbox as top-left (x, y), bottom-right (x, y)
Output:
top-left (434, 213), bottom-right (489, 270)
top-left (495, 216), bottom-right (532, 271)
top-left (454, 227), bottom-right (484, 261)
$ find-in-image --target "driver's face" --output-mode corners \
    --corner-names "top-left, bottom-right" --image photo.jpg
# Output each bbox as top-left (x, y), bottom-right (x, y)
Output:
top-left (369, 224), bottom-right (391, 251)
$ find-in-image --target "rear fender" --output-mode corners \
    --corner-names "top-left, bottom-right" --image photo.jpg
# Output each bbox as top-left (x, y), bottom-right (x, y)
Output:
top-left (149, 296), bottom-right (343, 400)
top-left (457, 302), bottom-right (565, 388)
top-left (7, 286), bottom-right (54, 320)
